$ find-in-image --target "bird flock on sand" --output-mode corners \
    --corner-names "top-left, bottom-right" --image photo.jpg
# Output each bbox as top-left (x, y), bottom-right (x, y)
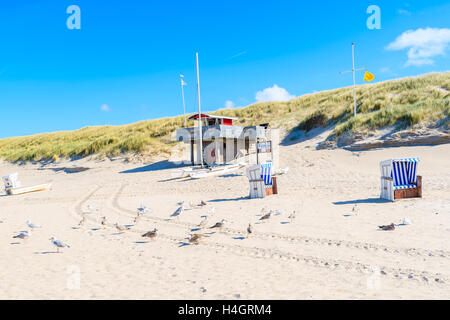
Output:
top-left (7, 200), bottom-right (301, 252)
top-left (11, 220), bottom-right (70, 253)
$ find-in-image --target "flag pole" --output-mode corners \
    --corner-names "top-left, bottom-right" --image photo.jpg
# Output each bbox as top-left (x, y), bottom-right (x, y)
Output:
top-left (352, 43), bottom-right (357, 117)
top-left (339, 43), bottom-right (366, 118)
top-left (196, 52), bottom-right (204, 167)
top-left (180, 75), bottom-right (187, 128)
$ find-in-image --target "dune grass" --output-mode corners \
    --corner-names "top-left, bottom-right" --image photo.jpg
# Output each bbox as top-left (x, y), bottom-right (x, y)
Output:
top-left (0, 72), bottom-right (448, 162)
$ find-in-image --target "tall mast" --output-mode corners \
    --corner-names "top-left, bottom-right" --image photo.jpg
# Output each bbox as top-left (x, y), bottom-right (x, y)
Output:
top-left (352, 43), bottom-right (357, 117)
top-left (196, 52), bottom-right (204, 167)
top-left (180, 75), bottom-right (187, 128)
top-left (339, 43), bottom-right (366, 117)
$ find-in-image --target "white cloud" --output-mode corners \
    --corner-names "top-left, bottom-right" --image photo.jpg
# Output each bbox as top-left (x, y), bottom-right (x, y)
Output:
top-left (386, 27), bottom-right (450, 66)
top-left (100, 104), bottom-right (111, 112)
top-left (255, 85), bottom-right (296, 102)
top-left (224, 100), bottom-right (236, 108)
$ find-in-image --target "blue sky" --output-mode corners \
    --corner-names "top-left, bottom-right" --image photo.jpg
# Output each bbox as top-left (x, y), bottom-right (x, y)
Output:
top-left (0, 0), bottom-right (449, 138)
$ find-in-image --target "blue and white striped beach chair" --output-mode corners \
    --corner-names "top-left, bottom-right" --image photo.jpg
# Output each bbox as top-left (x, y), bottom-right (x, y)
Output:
top-left (380, 158), bottom-right (422, 201)
top-left (261, 163), bottom-right (273, 189)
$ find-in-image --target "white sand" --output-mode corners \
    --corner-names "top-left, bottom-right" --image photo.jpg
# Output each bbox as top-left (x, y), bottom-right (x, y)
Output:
top-left (1, 139), bottom-right (449, 299)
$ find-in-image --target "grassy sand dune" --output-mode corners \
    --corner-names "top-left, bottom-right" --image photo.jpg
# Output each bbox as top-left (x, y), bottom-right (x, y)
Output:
top-left (0, 72), bottom-right (448, 162)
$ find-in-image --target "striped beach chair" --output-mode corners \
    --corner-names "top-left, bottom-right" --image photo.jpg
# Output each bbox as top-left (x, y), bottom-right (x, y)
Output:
top-left (380, 158), bottom-right (422, 201)
top-left (246, 162), bottom-right (276, 198)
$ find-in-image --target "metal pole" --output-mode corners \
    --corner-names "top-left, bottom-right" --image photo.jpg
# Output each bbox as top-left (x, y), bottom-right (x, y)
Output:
top-left (196, 52), bottom-right (204, 167)
top-left (180, 75), bottom-right (187, 128)
top-left (352, 43), bottom-right (357, 117)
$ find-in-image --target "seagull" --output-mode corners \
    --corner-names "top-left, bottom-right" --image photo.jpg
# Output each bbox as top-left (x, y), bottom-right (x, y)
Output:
top-left (137, 205), bottom-right (151, 214)
top-left (189, 201), bottom-right (196, 209)
top-left (176, 201), bottom-right (185, 206)
top-left (378, 223), bottom-right (395, 231)
top-left (199, 200), bottom-right (208, 207)
top-left (247, 223), bottom-right (253, 238)
top-left (133, 215), bottom-right (141, 225)
top-left (188, 233), bottom-right (209, 245)
top-left (26, 220), bottom-right (41, 229)
top-left (207, 206), bottom-right (215, 215)
top-left (171, 206), bottom-right (184, 218)
top-left (197, 216), bottom-right (208, 228)
top-left (279, 167), bottom-right (289, 175)
top-left (288, 210), bottom-right (296, 223)
top-left (78, 215), bottom-right (86, 227)
top-left (13, 230), bottom-right (31, 240)
top-left (351, 204), bottom-right (358, 215)
top-left (275, 210), bottom-right (283, 216)
top-left (87, 204), bottom-right (98, 212)
top-left (142, 228), bottom-right (158, 239)
top-left (209, 219), bottom-right (225, 230)
top-left (101, 216), bottom-right (107, 228)
top-left (260, 210), bottom-right (272, 221)
top-left (114, 223), bottom-right (129, 233)
top-left (50, 236), bottom-right (70, 253)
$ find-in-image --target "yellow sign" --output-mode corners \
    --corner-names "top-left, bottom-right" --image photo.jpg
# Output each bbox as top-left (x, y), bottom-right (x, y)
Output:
top-left (364, 71), bottom-right (375, 82)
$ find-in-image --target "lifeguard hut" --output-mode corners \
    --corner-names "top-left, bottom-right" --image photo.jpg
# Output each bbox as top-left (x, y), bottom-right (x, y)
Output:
top-left (175, 113), bottom-right (279, 169)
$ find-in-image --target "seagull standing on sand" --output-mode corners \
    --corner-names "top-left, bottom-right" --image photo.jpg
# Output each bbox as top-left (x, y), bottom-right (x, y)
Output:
top-left (133, 215), bottom-right (141, 225)
top-left (50, 236), bottom-right (70, 253)
top-left (197, 216), bottom-right (208, 228)
top-left (137, 205), bottom-right (151, 214)
top-left (199, 200), bottom-right (208, 207)
top-left (114, 223), bottom-right (129, 233)
top-left (26, 220), bottom-right (41, 229)
top-left (260, 210), bottom-right (272, 221)
top-left (379, 223), bottom-right (395, 231)
top-left (247, 223), bottom-right (253, 238)
top-left (188, 233), bottom-right (209, 245)
top-left (78, 215), bottom-right (86, 227)
top-left (352, 204), bottom-right (358, 215)
top-left (209, 219), bottom-right (225, 230)
top-left (176, 201), bottom-right (185, 206)
top-left (87, 205), bottom-right (98, 213)
top-left (13, 230), bottom-right (31, 241)
top-left (288, 210), bottom-right (296, 224)
top-left (142, 228), bottom-right (158, 239)
top-left (171, 206), bottom-right (184, 219)
top-left (101, 216), bottom-right (107, 228)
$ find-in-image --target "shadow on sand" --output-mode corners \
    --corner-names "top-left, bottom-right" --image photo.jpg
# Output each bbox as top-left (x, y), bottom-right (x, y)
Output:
top-left (333, 198), bottom-right (391, 205)
top-left (119, 160), bottom-right (188, 174)
top-left (208, 196), bottom-right (249, 203)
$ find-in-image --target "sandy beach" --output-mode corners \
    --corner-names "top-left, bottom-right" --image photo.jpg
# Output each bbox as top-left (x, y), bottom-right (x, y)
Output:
top-left (1, 135), bottom-right (449, 299)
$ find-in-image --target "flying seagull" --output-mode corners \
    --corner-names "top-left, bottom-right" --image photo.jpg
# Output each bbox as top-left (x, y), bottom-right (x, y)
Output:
top-left (50, 236), bottom-right (70, 253)
top-left (26, 220), bottom-right (41, 229)
top-left (142, 228), bottom-right (158, 239)
top-left (378, 223), bottom-right (395, 231)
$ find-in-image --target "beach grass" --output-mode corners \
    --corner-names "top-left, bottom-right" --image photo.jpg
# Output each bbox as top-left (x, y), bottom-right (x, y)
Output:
top-left (0, 72), bottom-right (448, 162)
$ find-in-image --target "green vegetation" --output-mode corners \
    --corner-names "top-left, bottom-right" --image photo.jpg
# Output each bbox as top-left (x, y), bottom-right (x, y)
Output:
top-left (0, 72), bottom-right (448, 162)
